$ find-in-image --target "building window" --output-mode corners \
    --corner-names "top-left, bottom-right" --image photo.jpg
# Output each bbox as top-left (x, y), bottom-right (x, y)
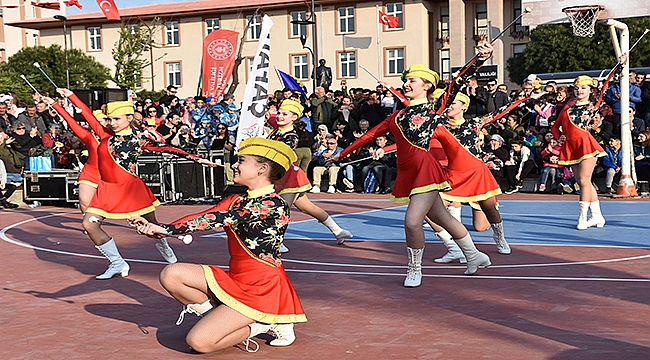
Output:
top-left (513, 43), bottom-right (526, 55)
top-left (386, 48), bottom-right (405, 75)
top-left (290, 11), bottom-right (307, 38)
top-left (247, 15), bottom-right (262, 40)
top-left (167, 62), bottom-right (181, 87)
top-left (338, 7), bottom-right (355, 34)
top-left (205, 18), bottom-right (220, 34)
top-left (440, 6), bottom-right (450, 39)
top-left (165, 21), bottom-right (179, 46)
top-left (440, 48), bottom-right (451, 80)
top-left (475, 3), bottom-right (488, 40)
top-left (125, 24), bottom-right (138, 34)
top-left (385, 3), bottom-right (404, 29)
top-left (513, 0), bottom-right (529, 33)
top-left (292, 54), bottom-right (309, 80)
top-left (88, 27), bottom-right (102, 51)
top-left (339, 51), bottom-right (356, 78)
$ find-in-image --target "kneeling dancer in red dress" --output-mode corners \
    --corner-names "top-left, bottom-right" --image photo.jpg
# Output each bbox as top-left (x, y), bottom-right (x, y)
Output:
top-left (130, 137), bottom-right (307, 353)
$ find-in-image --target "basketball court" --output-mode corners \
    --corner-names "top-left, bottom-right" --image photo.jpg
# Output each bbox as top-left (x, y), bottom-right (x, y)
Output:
top-left (1, 192), bottom-right (648, 359)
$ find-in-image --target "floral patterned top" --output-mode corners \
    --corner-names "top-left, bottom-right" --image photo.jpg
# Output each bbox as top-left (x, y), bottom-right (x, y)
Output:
top-left (395, 100), bottom-right (446, 150)
top-left (108, 128), bottom-right (200, 175)
top-left (567, 102), bottom-right (595, 130)
top-left (163, 185), bottom-right (290, 264)
top-left (268, 126), bottom-right (299, 150)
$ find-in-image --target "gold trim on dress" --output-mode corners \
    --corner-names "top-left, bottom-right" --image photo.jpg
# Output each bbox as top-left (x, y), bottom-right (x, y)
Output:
top-left (86, 200), bottom-right (160, 219)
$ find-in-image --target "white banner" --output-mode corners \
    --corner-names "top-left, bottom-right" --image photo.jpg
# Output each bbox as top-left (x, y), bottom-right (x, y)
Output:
top-left (235, 14), bottom-right (274, 148)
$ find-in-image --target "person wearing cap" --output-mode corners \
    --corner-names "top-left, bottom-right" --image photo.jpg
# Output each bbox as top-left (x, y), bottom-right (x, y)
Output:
top-left (551, 75), bottom-right (607, 230)
top-left (191, 96), bottom-right (210, 127)
top-left (129, 137), bottom-right (307, 353)
top-left (76, 100), bottom-right (217, 280)
top-left (268, 99), bottom-right (352, 248)
top-left (219, 103), bottom-right (240, 134)
top-left (426, 91), bottom-right (537, 263)
top-left (332, 45), bottom-right (494, 287)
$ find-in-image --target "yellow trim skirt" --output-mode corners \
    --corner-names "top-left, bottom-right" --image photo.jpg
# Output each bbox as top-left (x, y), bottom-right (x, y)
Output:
top-left (76, 180), bottom-right (99, 189)
top-left (278, 184), bottom-right (312, 195)
top-left (202, 265), bottom-right (308, 324)
top-left (440, 188), bottom-right (502, 204)
top-left (86, 200), bottom-right (160, 219)
top-left (558, 150), bottom-right (605, 166)
top-left (390, 181), bottom-right (451, 204)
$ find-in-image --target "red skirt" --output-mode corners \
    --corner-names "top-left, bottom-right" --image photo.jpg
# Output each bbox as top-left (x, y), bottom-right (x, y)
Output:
top-left (86, 174), bottom-right (160, 219)
top-left (275, 163), bottom-right (311, 195)
top-left (76, 164), bottom-right (101, 189)
top-left (441, 165), bottom-right (502, 203)
top-left (203, 227), bottom-right (307, 324)
top-left (390, 150), bottom-right (450, 204)
top-left (558, 127), bottom-right (605, 165)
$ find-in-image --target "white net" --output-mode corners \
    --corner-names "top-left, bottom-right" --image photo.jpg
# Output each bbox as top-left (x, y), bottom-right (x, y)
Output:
top-left (563, 5), bottom-right (605, 37)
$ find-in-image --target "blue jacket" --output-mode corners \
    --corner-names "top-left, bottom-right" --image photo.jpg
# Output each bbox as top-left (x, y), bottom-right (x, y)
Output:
top-left (602, 147), bottom-right (622, 170)
top-left (604, 83), bottom-right (642, 114)
top-left (314, 146), bottom-right (343, 168)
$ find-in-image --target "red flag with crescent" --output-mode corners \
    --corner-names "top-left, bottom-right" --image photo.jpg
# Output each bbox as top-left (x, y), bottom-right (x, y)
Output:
top-left (64, 0), bottom-right (83, 10)
top-left (32, 2), bottom-right (61, 10)
top-left (96, 0), bottom-right (121, 20)
top-left (378, 11), bottom-right (399, 28)
top-left (201, 30), bottom-right (240, 99)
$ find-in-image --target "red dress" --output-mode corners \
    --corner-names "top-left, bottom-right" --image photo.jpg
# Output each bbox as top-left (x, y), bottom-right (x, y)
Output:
top-left (551, 103), bottom-right (605, 166)
top-left (340, 101), bottom-right (450, 204)
top-left (165, 188), bottom-right (307, 324)
top-left (86, 129), bottom-right (201, 219)
top-left (267, 127), bottom-right (311, 195)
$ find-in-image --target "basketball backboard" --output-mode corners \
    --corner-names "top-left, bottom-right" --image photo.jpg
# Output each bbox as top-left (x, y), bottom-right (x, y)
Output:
top-left (522, 0), bottom-right (650, 26)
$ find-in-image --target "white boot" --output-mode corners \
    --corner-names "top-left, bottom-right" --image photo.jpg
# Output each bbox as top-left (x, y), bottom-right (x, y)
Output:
top-left (491, 222), bottom-right (511, 255)
top-left (446, 205), bottom-right (462, 222)
top-left (576, 201), bottom-right (590, 230)
top-left (270, 323), bottom-right (296, 346)
top-left (454, 234), bottom-right (491, 275)
top-left (155, 238), bottom-right (178, 263)
top-left (175, 299), bottom-right (214, 325)
top-left (404, 246), bottom-right (424, 287)
top-left (321, 216), bottom-right (353, 245)
top-left (586, 200), bottom-right (606, 228)
top-left (243, 322), bottom-right (273, 353)
top-left (279, 243), bottom-right (290, 253)
top-left (434, 231), bottom-right (467, 263)
top-left (95, 238), bottom-right (130, 280)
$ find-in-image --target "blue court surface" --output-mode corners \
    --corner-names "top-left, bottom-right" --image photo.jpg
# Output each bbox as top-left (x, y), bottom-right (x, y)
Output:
top-left (277, 200), bottom-right (650, 248)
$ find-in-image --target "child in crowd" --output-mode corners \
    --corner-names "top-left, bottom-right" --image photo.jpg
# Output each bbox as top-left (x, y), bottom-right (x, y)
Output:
top-left (537, 136), bottom-right (562, 193)
top-left (602, 137), bottom-right (622, 194)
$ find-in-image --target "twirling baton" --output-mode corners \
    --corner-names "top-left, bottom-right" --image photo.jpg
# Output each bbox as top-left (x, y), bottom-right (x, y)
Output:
top-left (20, 74), bottom-right (56, 111)
top-left (33, 62), bottom-right (59, 88)
top-left (359, 64), bottom-right (409, 107)
top-left (87, 215), bottom-right (193, 244)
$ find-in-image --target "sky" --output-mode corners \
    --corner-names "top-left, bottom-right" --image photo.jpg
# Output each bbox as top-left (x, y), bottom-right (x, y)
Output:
top-left (66, 0), bottom-right (192, 15)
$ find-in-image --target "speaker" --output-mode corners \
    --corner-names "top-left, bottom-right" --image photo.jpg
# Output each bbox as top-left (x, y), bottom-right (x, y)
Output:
top-left (171, 159), bottom-right (207, 199)
top-left (74, 88), bottom-right (128, 110)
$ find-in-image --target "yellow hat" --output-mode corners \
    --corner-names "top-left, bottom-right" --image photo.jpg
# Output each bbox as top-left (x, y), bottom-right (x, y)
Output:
top-left (145, 118), bottom-right (156, 126)
top-left (431, 88), bottom-right (445, 99)
top-left (279, 99), bottom-right (304, 116)
top-left (105, 101), bottom-right (134, 117)
top-left (238, 137), bottom-right (297, 171)
top-left (454, 92), bottom-right (471, 106)
top-left (574, 75), bottom-right (596, 87)
top-left (92, 110), bottom-right (108, 119)
top-left (402, 64), bottom-right (440, 87)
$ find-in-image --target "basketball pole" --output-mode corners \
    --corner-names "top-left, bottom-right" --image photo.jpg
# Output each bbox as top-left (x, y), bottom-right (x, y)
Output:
top-left (606, 19), bottom-right (637, 197)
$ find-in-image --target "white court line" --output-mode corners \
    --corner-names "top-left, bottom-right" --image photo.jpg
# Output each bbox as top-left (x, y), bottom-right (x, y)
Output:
top-left (2, 213), bottom-right (648, 283)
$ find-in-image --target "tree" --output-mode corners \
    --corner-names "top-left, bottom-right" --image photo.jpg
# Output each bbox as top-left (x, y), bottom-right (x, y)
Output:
top-left (112, 19), bottom-right (165, 90)
top-left (506, 17), bottom-right (650, 84)
top-left (226, 10), bottom-right (258, 96)
top-left (4, 44), bottom-right (111, 97)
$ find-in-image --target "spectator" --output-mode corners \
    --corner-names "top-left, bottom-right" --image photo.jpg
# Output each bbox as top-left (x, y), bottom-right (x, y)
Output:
top-left (463, 75), bottom-right (488, 118)
top-left (602, 137), bottom-right (622, 194)
top-left (0, 102), bottom-right (17, 133)
top-left (159, 96), bottom-right (181, 118)
top-left (484, 134), bottom-right (509, 183)
top-left (311, 87), bottom-right (338, 130)
top-left (629, 104), bottom-right (646, 138)
top-left (504, 139), bottom-right (535, 194)
top-left (588, 109), bottom-right (613, 147)
top-left (36, 101), bottom-right (58, 128)
top-left (558, 167), bottom-right (579, 195)
top-left (157, 112), bottom-right (183, 145)
top-left (359, 91), bottom-right (387, 128)
top-left (15, 103), bottom-right (47, 135)
top-left (195, 118), bottom-right (215, 150)
top-left (8, 123), bottom-right (42, 160)
top-left (191, 96), bottom-right (210, 128)
top-left (312, 124), bottom-right (329, 153)
top-left (0, 159), bottom-right (21, 209)
top-left (360, 135), bottom-right (396, 194)
top-left (217, 94), bottom-right (235, 109)
top-left (219, 104), bottom-right (239, 134)
top-left (537, 136), bottom-right (562, 193)
top-left (633, 130), bottom-right (650, 184)
top-left (493, 112), bottom-right (524, 146)
top-left (637, 72), bottom-right (650, 127)
top-left (144, 105), bottom-right (163, 127)
top-left (381, 89), bottom-right (397, 112)
top-left (332, 120), bottom-right (351, 149)
top-left (294, 118), bottom-right (313, 174)
top-left (41, 124), bottom-right (72, 168)
top-left (310, 134), bottom-right (343, 193)
top-left (604, 76), bottom-right (642, 120)
top-left (0, 131), bottom-right (24, 170)
top-left (171, 124), bottom-right (199, 153)
top-left (533, 93), bottom-right (555, 127)
top-left (335, 96), bottom-right (360, 132)
top-left (485, 77), bottom-right (509, 114)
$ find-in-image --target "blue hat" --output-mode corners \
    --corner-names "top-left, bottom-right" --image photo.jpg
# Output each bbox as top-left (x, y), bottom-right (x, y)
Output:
top-left (210, 104), bottom-right (224, 112)
top-left (201, 117), bottom-right (212, 123)
top-left (630, 103), bottom-right (636, 111)
top-left (227, 103), bottom-right (238, 110)
top-left (206, 96), bottom-right (214, 102)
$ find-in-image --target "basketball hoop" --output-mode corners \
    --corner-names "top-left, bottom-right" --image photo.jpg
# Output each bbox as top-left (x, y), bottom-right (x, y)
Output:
top-left (562, 5), bottom-right (605, 37)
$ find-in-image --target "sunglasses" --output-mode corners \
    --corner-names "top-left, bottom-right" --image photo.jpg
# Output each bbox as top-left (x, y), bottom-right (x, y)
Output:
top-left (327, 142), bottom-right (337, 145)
top-left (488, 83), bottom-right (497, 86)
top-left (148, 110), bottom-right (157, 113)
top-left (16, 127), bottom-right (25, 130)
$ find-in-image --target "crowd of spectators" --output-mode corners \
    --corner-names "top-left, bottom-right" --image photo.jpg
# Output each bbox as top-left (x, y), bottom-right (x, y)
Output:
top-left (2, 70), bottom-right (650, 209)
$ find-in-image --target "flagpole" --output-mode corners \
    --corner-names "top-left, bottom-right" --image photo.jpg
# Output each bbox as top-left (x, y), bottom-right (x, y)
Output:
top-left (273, 66), bottom-right (284, 87)
top-left (376, 5), bottom-right (382, 80)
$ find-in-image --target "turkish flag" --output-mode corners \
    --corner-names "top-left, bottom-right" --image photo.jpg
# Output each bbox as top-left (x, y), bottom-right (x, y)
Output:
top-left (64, 0), bottom-right (83, 10)
top-left (96, 0), bottom-right (121, 20)
top-left (32, 2), bottom-right (61, 10)
top-left (378, 11), bottom-right (400, 28)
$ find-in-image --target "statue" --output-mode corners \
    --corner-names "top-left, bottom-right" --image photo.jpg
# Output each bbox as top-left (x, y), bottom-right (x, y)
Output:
top-left (313, 59), bottom-right (333, 92)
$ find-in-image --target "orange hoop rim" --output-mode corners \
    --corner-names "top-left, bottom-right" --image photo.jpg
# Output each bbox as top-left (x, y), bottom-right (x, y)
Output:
top-left (562, 5), bottom-right (605, 14)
